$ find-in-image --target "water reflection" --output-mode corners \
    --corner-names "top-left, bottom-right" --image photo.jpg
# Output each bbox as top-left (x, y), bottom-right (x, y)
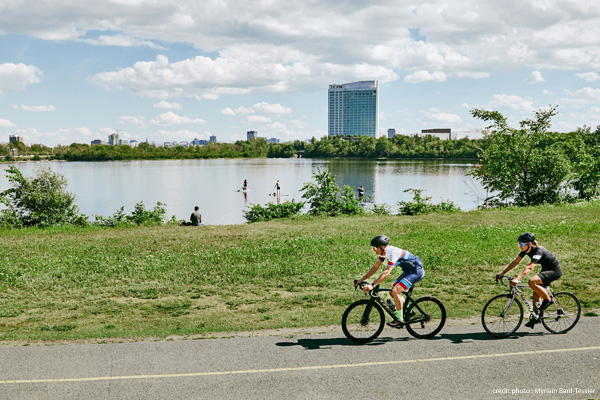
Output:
top-left (0, 159), bottom-right (484, 225)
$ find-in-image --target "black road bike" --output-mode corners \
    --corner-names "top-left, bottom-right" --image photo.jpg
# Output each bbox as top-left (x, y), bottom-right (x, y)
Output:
top-left (481, 276), bottom-right (581, 338)
top-left (341, 282), bottom-right (446, 344)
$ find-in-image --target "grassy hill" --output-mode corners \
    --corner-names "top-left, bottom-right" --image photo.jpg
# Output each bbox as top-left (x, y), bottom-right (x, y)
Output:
top-left (1, 201), bottom-right (598, 343)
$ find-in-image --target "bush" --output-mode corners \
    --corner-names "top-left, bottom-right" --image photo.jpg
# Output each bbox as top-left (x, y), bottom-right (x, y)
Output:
top-left (397, 189), bottom-right (461, 216)
top-left (0, 166), bottom-right (84, 228)
top-left (243, 200), bottom-right (305, 223)
top-left (94, 202), bottom-right (167, 226)
top-left (371, 203), bottom-right (392, 215)
top-left (300, 167), bottom-right (365, 216)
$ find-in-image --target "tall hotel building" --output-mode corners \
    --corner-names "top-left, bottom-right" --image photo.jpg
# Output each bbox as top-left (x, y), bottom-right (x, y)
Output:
top-left (328, 80), bottom-right (379, 138)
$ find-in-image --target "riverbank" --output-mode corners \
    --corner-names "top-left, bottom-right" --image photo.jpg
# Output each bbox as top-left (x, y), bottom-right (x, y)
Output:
top-left (1, 201), bottom-right (598, 343)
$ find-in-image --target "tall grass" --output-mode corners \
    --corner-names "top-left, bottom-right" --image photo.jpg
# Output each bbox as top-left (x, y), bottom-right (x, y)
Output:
top-left (1, 201), bottom-right (599, 342)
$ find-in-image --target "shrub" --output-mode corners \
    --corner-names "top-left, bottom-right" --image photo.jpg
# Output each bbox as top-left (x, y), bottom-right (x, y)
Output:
top-left (94, 202), bottom-right (167, 226)
top-left (0, 166), bottom-right (84, 228)
top-left (397, 188), bottom-right (461, 216)
top-left (371, 203), bottom-right (392, 215)
top-left (243, 200), bottom-right (305, 223)
top-left (300, 167), bottom-right (365, 216)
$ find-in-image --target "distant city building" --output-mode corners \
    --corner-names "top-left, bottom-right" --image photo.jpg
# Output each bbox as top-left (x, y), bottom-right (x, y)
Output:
top-left (108, 133), bottom-right (120, 146)
top-left (421, 128), bottom-right (456, 140)
top-left (121, 139), bottom-right (130, 146)
top-left (247, 130), bottom-right (258, 141)
top-left (387, 128), bottom-right (396, 139)
top-left (9, 135), bottom-right (23, 143)
top-left (91, 139), bottom-right (106, 145)
top-left (164, 142), bottom-right (174, 147)
top-left (328, 80), bottom-right (379, 138)
top-left (267, 138), bottom-right (280, 144)
top-left (129, 140), bottom-right (138, 148)
top-left (209, 135), bottom-right (217, 143)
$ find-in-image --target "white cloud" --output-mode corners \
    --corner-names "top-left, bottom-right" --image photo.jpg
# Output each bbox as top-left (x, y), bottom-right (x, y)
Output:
top-left (222, 102), bottom-right (292, 116)
top-left (119, 115), bottom-right (146, 125)
top-left (0, 63), bottom-right (42, 93)
top-left (12, 104), bottom-right (55, 112)
top-left (404, 70), bottom-right (446, 83)
top-left (424, 111), bottom-right (462, 124)
top-left (245, 115), bottom-right (272, 123)
top-left (149, 111), bottom-right (207, 126)
top-left (576, 72), bottom-right (600, 82)
top-left (526, 70), bottom-right (544, 83)
top-left (153, 101), bottom-right (182, 110)
top-left (0, 118), bottom-right (17, 127)
top-left (488, 94), bottom-right (534, 111)
top-left (79, 34), bottom-right (163, 49)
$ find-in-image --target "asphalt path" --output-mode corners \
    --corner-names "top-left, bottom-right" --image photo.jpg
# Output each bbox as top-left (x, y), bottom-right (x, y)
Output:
top-left (0, 317), bottom-right (599, 399)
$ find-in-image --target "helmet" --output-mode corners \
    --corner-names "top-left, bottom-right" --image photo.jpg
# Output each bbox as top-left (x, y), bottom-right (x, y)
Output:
top-left (518, 232), bottom-right (535, 243)
top-left (370, 235), bottom-right (390, 247)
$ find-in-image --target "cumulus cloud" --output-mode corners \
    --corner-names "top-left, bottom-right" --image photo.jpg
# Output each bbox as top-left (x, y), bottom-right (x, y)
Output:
top-left (153, 100), bottom-right (183, 110)
top-left (79, 34), bottom-right (163, 49)
top-left (0, 118), bottom-right (17, 127)
top-left (404, 70), bottom-right (447, 83)
top-left (526, 70), bottom-right (544, 83)
top-left (149, 111), bottom-right (207, 126)
top-left (245, 115), bottom-right (272, 123)
top-left (0, 63), bottom-right (42, 93)
top-left (423, 111), bottom-right (462, 124)
top-left (222, 102), bottom-right (292, 116)
top-left (488, 94), bottom-right (534, 111)
top-left (119, 115), bottom-right (146, 125)
top-left (12, 104), bottom-right (55, 112)
top-left (576, 72), bottom-right (600, 82)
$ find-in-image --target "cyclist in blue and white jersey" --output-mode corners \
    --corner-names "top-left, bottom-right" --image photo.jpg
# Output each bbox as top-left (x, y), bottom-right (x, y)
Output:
top-left (355, 235), bottom-right (425, 328)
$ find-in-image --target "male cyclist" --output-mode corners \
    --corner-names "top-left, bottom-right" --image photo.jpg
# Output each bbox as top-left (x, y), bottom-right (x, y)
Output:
top-left (497, 232), bottom-right (563, 328)
top-left (354, 235), bottom-right (425, 328)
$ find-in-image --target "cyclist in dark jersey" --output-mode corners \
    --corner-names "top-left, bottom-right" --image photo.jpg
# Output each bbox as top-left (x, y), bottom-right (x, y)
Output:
top-left (497, 232), bottom-right (563, 328)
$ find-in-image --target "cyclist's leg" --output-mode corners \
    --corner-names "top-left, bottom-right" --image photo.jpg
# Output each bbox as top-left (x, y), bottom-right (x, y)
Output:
top-left (391, 268), bottom-right (425, 317)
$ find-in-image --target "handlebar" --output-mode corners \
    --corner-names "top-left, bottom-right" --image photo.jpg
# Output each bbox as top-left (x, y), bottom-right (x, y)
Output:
top-left (497, 275), bottom-right (528, 289)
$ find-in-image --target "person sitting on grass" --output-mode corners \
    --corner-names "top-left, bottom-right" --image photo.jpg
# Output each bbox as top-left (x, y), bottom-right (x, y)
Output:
top-left (181, 206), bottom-right (203, 226)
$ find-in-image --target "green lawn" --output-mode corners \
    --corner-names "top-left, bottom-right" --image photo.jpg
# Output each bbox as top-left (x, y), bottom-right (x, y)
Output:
top-left (1, 201), bottom-right (599, 343)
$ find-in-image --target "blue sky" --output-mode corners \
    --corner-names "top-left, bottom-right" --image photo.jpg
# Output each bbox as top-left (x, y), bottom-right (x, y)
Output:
top-left (1, 1), bottom-right (599, 147)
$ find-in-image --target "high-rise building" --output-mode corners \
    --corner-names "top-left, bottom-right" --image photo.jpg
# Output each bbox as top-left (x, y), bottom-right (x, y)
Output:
top-left (328, 81), bottom-right (379, 138)
top-left (247, 130), bottom-right (257, 141)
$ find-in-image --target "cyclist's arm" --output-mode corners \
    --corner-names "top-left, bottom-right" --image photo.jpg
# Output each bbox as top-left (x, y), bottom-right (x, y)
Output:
top-left (513, 262), bottom-right (536, 282)
top-left (355, 259), bottom-right (383, 287)
top-left (371, 265), bottom-right (393, 287)
top-left (498, 256), bottom-right (523, 278)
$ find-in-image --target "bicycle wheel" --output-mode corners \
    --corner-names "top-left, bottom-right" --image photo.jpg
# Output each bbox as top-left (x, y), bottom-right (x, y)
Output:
top-left (542, 292), bottom-right (581, 334)
top-left (341, 299), bottom-right (385, 344)
top-left (481, 294), bottom-right (523, 337)
top-left (405, 296), bottom-right (446, 339)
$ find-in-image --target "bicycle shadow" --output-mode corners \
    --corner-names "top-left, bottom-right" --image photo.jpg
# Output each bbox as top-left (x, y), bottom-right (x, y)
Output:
top-left (275, 335), bottom-right (408, 350)
top-left (430, 330), bottom-right (550, 343)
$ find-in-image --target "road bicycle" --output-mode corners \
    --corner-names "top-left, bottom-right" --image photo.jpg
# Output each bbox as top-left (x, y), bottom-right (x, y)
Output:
top-left (341, 282), bottom-right (446, 344)
top-left (481, 275), bottom-right (581, 338)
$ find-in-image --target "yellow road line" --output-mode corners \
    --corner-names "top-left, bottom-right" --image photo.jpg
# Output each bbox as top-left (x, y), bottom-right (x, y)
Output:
top-left (2, 345), bottom-right (599, 385)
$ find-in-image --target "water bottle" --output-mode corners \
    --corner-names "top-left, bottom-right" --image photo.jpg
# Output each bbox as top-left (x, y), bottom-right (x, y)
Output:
top-left (387, 299), bottom-right (396, 311)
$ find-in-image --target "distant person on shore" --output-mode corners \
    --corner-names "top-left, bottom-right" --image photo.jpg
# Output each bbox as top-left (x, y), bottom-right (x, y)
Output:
top-left (181, 206), bottom-right (203, 226)
top-left (276, 180), bottom-right (281, 197)
top-left (358, 185), bottom-right (365, 200)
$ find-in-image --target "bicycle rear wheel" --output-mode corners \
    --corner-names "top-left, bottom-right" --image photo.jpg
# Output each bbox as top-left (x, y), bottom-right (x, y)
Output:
top-left (482, 294), bottom-right (523, 337)
top-left (341, 299), bottom-right (385, 344)
top-left (405, 296), bottom-right (446, 339)
top-left (542, 292), bottom-right (581, 334)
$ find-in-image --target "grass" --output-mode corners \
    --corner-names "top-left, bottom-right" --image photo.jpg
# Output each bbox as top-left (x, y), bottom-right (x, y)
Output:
top-left (0, 201), bottom-right (599, 343)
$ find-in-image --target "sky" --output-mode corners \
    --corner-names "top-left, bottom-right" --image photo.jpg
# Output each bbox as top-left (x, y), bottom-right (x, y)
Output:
top-left (1, 0), bottom-right (600, 147)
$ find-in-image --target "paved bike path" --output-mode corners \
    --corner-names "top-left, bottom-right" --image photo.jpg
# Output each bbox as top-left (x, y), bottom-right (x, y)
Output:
top-left (0, 317), bottom-right (598, 399)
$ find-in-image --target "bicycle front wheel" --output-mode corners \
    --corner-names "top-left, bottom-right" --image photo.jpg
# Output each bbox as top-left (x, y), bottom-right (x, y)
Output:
top-left (405, 296), bottom-right (446, 339)
top-left (542, 292), bottom-right (581, 334)
top-left (482, 294), bottom-right (523, 337)
top-left (341, 299), bottom-right (385, 344)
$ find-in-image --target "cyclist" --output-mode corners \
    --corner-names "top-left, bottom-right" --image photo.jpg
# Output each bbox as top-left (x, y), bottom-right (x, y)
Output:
top-left (354, 235), bottom-right (425, 328)
top-left (497, 232), bottom-right (563, 328)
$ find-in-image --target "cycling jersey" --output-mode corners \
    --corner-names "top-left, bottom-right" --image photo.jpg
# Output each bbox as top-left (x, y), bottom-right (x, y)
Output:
top-left (519, 247), bottom-right (561, 272)
top-left (378, 245), bottom-right (423, 273)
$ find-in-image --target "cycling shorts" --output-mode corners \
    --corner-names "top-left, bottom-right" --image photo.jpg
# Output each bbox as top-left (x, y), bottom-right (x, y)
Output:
top-left (537, 269), bottom-right (562, 286)
top-left (393, 268), bottom-right (425, 291)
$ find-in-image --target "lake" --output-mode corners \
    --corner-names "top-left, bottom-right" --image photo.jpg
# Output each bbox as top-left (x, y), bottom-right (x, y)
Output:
top-left (0, 159), bottom-right (487, 225)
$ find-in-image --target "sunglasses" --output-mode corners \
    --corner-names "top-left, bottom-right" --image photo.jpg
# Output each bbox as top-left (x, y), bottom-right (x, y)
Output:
top-left (519, 242), bottom-right (529, 247)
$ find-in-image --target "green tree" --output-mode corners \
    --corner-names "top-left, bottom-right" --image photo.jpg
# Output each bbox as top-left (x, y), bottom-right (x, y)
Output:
top-left (300, 168), bottom-right (364, 216)
top-left (468, 107), bottom-right (571, 206)
top-left (0, 166), bottom-right (84, 227)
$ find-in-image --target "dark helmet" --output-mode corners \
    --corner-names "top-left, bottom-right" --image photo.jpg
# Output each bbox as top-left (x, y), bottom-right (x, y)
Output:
top-left (518, 232), bottom-right (535, 243)
top-left (370, 235), bottom-right (390, 247)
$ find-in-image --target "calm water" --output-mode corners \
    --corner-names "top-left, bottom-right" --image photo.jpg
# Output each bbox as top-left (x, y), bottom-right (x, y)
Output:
top-left (0, 159), bottom-right (487, 225)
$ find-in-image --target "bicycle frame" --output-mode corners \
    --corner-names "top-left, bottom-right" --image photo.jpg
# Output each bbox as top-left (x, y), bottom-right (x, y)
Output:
top-left (500, 276), bottom-right (558, 320)
top-left (359, 284), bottom-right (424, 325)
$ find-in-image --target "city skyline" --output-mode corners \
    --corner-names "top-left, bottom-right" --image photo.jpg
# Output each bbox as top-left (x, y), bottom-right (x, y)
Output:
top-left (1, 1), bottom-right (600, 147)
